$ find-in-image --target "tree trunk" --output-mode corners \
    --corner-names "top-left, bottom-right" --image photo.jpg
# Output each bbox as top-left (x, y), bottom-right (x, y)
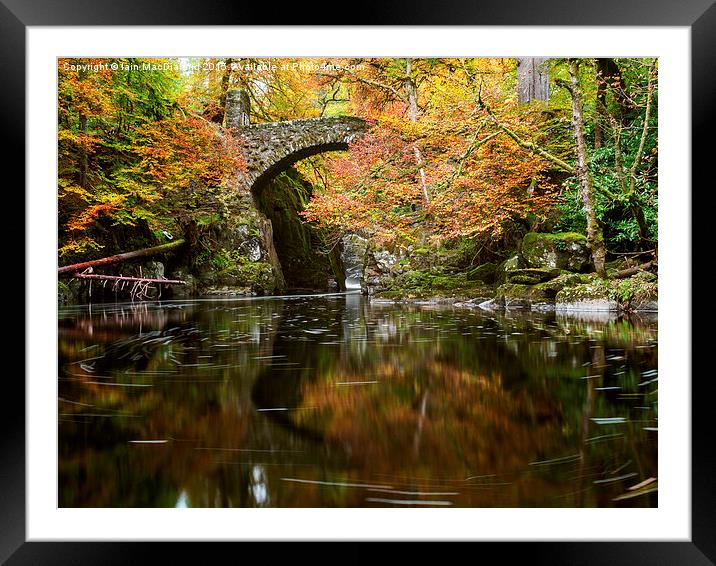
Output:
top-left (595, 58), bottom-right (629, 147)
top-left (612, 259), bottom-right (656, 279)
top-left (218, 58), bottom-right (234, 122)
top-left (568, 60), bottom-right (607, 278)
top-left (594, 60), bottom-right (608, 149)
top-left (517, 58), bottom-right (550, 103)
top-left (405, 59), bottom-right (430, 204)
top-left (629, 199), bottom-right (650, 247)
top-left (78, 113), bottom-right (88, 189)
top-left (58, 239), bottom-right (186, 276)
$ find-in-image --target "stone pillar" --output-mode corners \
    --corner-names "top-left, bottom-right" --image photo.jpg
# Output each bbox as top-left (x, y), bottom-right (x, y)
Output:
top-left (224, 88), bottom-right (251, 129)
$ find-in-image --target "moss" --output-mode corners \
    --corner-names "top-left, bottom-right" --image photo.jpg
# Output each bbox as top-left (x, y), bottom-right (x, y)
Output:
top-left (507, 268), bottom-right (561, 284)
top-left (555, 276), bottom-right (612, 302)
top-left (375, 269), bottom-right (489, 299)
top-left (495, 283), bottom-right (550, 301)
top-left (495, 255), bottom-right (525, 283)
top-left (534, 272), bottom-right (585, 298)
top-left (196, 246), bottom-right (278, 293)
top-left (196, 213), bottom-right (222, 227)
top-left (467, 262), bottom-right (497, 283)
top-left (233, 261), bottom-right (277, 291)
top-left (509, 275), bottom-right (542, 285)
top-left (521, 232), bottom-right (592, 272)
top-left (609, 271), bottom-right (658, 305)
top-left (58, 280), bottom-right (73, 305)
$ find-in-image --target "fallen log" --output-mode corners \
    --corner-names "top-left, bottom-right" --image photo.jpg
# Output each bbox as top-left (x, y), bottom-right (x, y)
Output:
top-left (71, 273), bottom-right (186, 285)
top-left (612, 259), bottom-right (656, 279)
top-left (58, 239), bottom-right (185, 276)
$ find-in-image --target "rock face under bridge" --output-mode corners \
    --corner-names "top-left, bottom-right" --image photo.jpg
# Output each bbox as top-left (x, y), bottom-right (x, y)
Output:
top-left (232, 116), bottom-right (367, 193)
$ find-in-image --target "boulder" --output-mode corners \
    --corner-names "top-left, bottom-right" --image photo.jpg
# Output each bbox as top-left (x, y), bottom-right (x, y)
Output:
top-left (467, 262), bottom-right (497, 284)
top-left (495, 283), bottom-right (551, 309)
top-left (555, 281), bottom-right (619, 312)
top-left (509, 267), bottom-right (561, 281)
top-left (495, 254), bottom-right (525, 283)
top-left (58, 280), bottom-right (83, 306)
top-left (521, 232), bottom-right (592, 272)
top-left (142, 261), bottom-right (165, 279)
top-left (373, 249), bottom-right (399, 272)
top-left (533, 272), bottom-right (585, 298)
top-left (341, 234), bottom-right (368, 288)
top-left (507, 267), bottom-right (561, 285)
top-left (631, 298), bottom-right (658, 312)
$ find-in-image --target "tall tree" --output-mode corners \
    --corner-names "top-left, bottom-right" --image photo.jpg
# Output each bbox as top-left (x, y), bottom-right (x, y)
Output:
top-left (517, 57), bottom-right (550, 103)
top-left (564, 59), bottom-right (607, 277)
top-left (58, 58), bottom-right (244, 259)
top-left (404, 58), bottom-right (430, 204)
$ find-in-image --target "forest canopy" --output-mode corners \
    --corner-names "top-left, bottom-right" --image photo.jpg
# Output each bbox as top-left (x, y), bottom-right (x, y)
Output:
top-left (58, 57), bottom-right (657, 271)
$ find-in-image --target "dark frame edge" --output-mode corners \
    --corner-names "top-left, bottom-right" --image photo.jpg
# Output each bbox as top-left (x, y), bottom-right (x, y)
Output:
top-left (7, 0), bottom-right (713, 563)
top-left (691, 1), bottom-right (716, 563)
top-left (0, 0), bottom-right (26, 564)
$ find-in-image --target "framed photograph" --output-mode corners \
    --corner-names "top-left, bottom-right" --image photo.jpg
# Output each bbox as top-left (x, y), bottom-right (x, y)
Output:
top-left (9, 0), bottom-right (710, 563)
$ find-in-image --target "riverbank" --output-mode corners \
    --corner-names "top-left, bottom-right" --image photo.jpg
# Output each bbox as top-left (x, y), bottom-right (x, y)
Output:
top-left (366, 268), bottom-right (656, 315)
top-left (361, 231), bottom-right (657, 315)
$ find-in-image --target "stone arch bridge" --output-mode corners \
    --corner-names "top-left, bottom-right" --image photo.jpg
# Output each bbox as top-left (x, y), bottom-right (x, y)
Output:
top-left (215, 89), bottom-right (368, 293)
top-left (224, 89), bottom-right (367, 192)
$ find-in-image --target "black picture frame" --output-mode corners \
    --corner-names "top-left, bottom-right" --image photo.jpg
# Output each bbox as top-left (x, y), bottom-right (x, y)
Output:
top-left (6, 0), bottom-right (710, 563)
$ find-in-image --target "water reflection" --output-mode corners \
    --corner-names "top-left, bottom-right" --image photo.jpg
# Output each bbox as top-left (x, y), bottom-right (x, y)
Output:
top-left (58, 294), bottom-right (657, 507)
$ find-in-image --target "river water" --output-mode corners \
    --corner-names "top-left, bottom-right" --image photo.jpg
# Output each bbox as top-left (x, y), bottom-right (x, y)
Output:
top-left (58, 292), bottom-right (657, 507)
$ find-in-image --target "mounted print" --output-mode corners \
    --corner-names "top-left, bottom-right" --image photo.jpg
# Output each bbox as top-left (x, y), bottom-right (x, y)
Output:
top-left (57, 56), bottom-right (659, 509)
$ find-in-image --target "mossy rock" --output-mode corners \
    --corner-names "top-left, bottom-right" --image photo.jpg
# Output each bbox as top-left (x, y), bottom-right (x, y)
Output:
top-left (555, 279), bottom-right (619, 311)
top-left (507, 267), bottom-right (561, 284)
top-left (521, 232), bottom-right (592, 272)
top-left (495, 283), bottom-right (551, 301)
top-left (509, 275), bottom-right (541, 285)
top-left (58, 280), bottom-right (75, 306)
top-left (494, 283), bottom-right (551, 309)
top-left (467, 262), bottom-right (497, 283)
top-left (375, 269), bottom-right (490, 299)
top-left (201, 253), bottom-right (279, 294)
top-left (495, 254), bottom-right (525, 283)
top-left (534, 272), bottom-right (585, 298)
top-left (610, 271), bottom-right (658, 310)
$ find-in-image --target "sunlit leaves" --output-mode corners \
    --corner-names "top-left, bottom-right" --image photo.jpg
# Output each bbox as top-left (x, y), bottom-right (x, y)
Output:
top-left (303, 58), bottom-right (556, 246)
top-left (58, 58), bottom-right (245, 259)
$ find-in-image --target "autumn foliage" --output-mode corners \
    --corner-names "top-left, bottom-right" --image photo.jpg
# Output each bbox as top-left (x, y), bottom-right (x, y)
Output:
top-left (58, 58), bottom-right (244, 259)
top-left (58, 56), bottom-right (656, 266)
top-left (301, 58), bottom-right (556, 247)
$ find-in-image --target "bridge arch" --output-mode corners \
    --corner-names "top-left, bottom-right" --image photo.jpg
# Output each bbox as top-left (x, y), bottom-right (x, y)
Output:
top-left (224, 88), bottom-right (367, 192)
top-left (234, 116), bottom-right (367, 192)
top-left (222, 89), bottom-right (368, 292)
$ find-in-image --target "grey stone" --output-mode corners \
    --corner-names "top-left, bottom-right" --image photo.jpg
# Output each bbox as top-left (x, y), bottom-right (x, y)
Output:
top-left (631, 299), bottom-right (658, 312)
top-left (556, 299), bottom-right (620, 312)
top-left (477, 299), bottom-right (504, 310)
top-left (505, 298), bottom-right (532, 309)
top-left (373, 250), bottom-right (398, 272)
top-left (531, 302), bottom-right (556, 312)
top-left (232, 116), bottom-right (368, 194)
top-left (245, 240), bottom-right (262, 262)
top-left (521, 232), bottom-right (592, 272)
